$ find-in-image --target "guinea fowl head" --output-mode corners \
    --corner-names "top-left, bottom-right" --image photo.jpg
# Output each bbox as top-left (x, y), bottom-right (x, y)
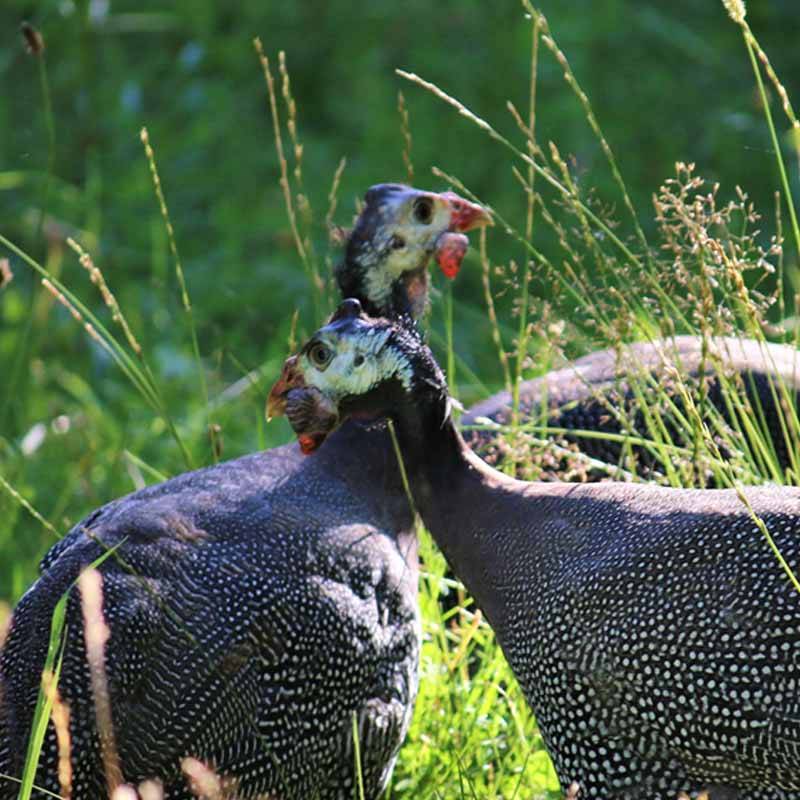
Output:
top-left (337, 184), bottom-right (491, 318)
top-left (268, 298), bottom-right (447, 454)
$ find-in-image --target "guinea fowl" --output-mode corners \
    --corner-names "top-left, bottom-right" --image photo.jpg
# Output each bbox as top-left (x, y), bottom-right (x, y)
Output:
top-left (272, 300), bottom-right (800, 800)
top-left (0, 185), bottom-right (491, 799)
top-left (463, 336), bottom-right (800, 485)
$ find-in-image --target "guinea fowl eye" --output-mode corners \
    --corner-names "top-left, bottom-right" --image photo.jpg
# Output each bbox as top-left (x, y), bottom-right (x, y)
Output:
top-left (390, 235), bottom-right (406, 250)
top-left (413, 197), bottom-right (434, 224)
top-left (354, 354), bottom-right (365, 367)
top-left (309, 343), bottom-right (332, 368)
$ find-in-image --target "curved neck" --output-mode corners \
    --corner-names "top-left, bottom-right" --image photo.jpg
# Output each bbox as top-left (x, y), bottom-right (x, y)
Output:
top-left (388, 391), bottom-right (526, 627)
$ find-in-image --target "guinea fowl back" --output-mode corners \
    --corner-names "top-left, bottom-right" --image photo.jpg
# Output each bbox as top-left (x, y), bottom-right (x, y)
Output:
top-left (1, 427), bottom-right (419, 798)
top-left (427, 465), bottom-right (800, 797)
top-left (275, 306), bottom-right (800, 799)
top-left (463, 335), bottom-right (800, 483)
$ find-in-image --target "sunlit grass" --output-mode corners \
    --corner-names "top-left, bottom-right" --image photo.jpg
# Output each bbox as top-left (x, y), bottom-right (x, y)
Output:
top-left (1, 2), bottom-right (799, 798)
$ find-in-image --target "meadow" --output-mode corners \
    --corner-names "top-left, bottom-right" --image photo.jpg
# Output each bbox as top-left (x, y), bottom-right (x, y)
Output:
top-left (1, 0), bottom-right (800, 796)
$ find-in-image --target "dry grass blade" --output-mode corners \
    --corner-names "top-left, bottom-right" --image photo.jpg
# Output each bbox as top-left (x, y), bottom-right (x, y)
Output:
top-left (396, 69), bottom-right (495, 135)
top-left (79, 569), bottom-right (123, 794)
top-left (563, 782), bottom-right (580, 800)
top-left (725, 17), bottom-right (800, 259)
top-left (325, 156), bottom-right (347, 234)
top-left (287, 308), bottom-right (300, 354)
top-left (41, 278), bottom-right (118, 362)
top-left (140, 126), bottom-right (212, 458)
top-left (479, 227), bottom-right (512, 395)
top-left (510, 10), bottom-right (542, 452)
top-left (0, 258), bottom-right (12, 290)
top-left (67, 238), bottom-right (142, 355)
top-left (139, 128), bottom-right (192, 316)
top-left (721, 0), bottom-right (747, 23)
top-left (49, 684), bottom-right (72, 800)
top-left (278, 51), bottom-right (304, 188)
top-left (181, 757), bottom-right (231, 799)
top-left (0, 602), bottom-right (10, 649)
top-left (750, 34), bottom-right (797, 126)
top-left (397, 90), bottom-right (415, 183)
top-left (253, 38), bottom-right (324, 314)
top-left (138, 779), bottom-right (165, 800)
top-left (523, 1), bottom-right (650, 255)
top-left (110, 787), bottom-right (138, 799)
top-left (397, 68), bottom-right (645, 276)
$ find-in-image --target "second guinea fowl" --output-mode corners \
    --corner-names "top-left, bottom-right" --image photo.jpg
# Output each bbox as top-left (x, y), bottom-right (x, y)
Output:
top-left (272, 300), bottom-right (800, 800)
top-left (463, 336), bottom-right (800, 485)
top-left (0, 185), bottom-right (490, 799)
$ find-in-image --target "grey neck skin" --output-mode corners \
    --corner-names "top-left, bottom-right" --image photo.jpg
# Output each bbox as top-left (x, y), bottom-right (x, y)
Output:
top-left (388, 391), bottom-right (529, 629)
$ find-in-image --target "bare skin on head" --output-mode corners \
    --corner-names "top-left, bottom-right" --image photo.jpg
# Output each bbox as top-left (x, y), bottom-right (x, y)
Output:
top-left (337, 184), bottom-right (491, 318)
top-left (266, 300), bottom-right (411, 451)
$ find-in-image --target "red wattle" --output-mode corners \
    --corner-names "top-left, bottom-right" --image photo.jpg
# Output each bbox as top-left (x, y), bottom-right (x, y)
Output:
top-left (435, 232), bottom-right (469, 280)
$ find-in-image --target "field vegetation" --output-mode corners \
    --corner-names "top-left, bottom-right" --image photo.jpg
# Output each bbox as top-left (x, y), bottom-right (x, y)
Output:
top-left (1, 1), bottom-right (799, 796)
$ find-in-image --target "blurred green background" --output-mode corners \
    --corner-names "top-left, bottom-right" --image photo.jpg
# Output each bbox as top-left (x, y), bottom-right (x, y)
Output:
top-left (1, 0), bottom-right (799, 603)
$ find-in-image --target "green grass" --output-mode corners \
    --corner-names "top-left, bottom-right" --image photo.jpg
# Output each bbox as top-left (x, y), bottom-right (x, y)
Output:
top-left (2, 1), bottom-right (800, 797)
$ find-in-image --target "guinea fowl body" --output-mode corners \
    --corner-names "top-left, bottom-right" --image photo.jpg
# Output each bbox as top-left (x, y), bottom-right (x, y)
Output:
top-left (1, 427), bottom-right (418, 799)
top-left (278, 307), bottom-right (800, 800)
top-left (463, 335), bottom-right (800, 483)
top-left (0, 185), bottom-right (490, 797)
top-left (416, 441), bottom-right (800, 799)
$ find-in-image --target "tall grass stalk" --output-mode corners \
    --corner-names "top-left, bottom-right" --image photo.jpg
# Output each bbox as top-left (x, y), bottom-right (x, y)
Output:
top-left (398, 90), bottom-right (415, 184)
top-left (396, 69), bottom-right (645, 276)
top-left (17, 543), bottom-right (124, 800)
top-left (253, 38), bottom-right (324, 320)
top-left (325, 157), bottom-right (348, 238)
top-left (479, 227), bottom-right (512, 395)
top-left (522, 2), bottom-right (650, 257)
top-left (507, 12), bottom-right (542, 478)
top-left (724, 1), bottom-right (800, 192)
top-left (351, 713), bottom-right (366, 800)
top-left (140, 127), bottom-right (212, 463)
top-left (670, 372), bottom-right (800, 591)
top-left (721, 3), bottom-right (800, 259)
top-left (741, 38), bottom-right (800, 260)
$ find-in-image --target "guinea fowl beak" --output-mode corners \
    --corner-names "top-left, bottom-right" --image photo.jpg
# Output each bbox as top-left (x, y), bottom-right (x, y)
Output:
top-left (267, 356), bottom-right (304, 422)
top-left (267, 355), bottom-right (339, 456)
top-left (441, 192), bottom-right (493, 232)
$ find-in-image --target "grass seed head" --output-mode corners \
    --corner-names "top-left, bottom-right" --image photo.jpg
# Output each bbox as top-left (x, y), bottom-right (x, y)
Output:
top-left (20, 21), bottom-right (45, 55)
top-left (722, 0), bottom-right (747, 23)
